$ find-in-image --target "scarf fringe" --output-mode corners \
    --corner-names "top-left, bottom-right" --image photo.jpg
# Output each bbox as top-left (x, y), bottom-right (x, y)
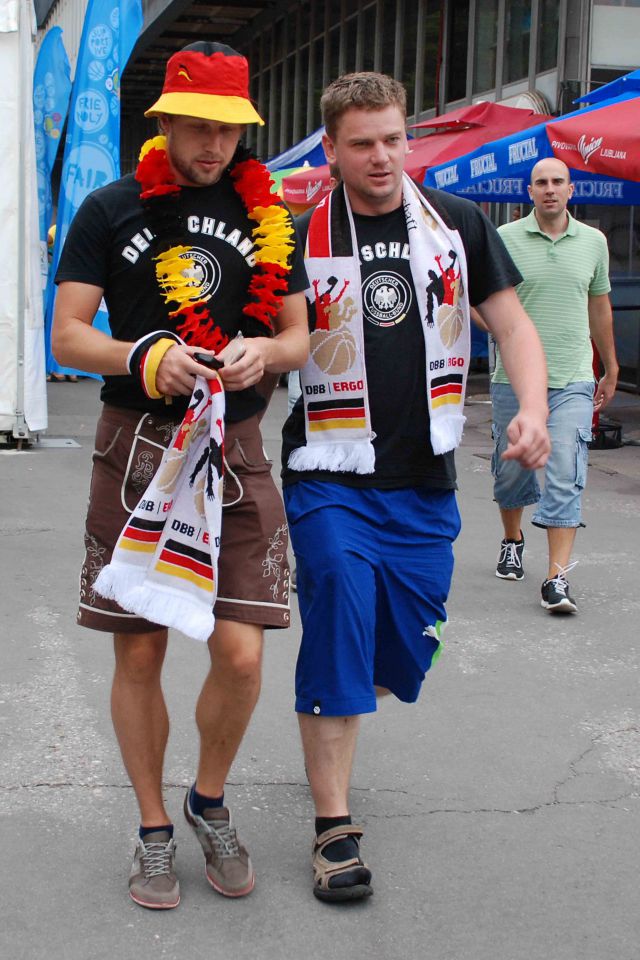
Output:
top-left (288, 440), bottom-right (376, 475)
top-left (95, 563), bottom-right (213, 642)
top-left (429, 414), bottom-right (467, 456)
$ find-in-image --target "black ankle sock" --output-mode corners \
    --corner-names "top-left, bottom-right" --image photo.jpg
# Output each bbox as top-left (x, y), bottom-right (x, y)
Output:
top-left (315, 815), bottom-right (359, 862)
top-left (139, 823), bottom-right (173, 840)
top-left (189, 783), bottom-right (224, 817)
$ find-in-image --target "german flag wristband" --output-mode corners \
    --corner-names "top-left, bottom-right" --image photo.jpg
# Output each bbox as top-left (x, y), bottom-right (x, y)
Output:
top-left (127, 330), bottom-right (182, 399)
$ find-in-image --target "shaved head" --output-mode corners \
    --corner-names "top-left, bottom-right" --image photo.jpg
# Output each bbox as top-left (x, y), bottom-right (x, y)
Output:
top-left (528, 157), bottom-right (574, 229)
top-left (530, 157), bottom-right (571, 186)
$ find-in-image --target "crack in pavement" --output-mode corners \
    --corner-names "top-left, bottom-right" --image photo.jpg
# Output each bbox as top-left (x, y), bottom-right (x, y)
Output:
top-left (552, 723), bottom-right (640, 801)
top-left (2, 780), bottom-right (637, 816)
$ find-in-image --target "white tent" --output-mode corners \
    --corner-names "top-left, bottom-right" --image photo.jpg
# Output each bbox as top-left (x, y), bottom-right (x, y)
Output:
top-left (0, 0), bottom-right (47, 441)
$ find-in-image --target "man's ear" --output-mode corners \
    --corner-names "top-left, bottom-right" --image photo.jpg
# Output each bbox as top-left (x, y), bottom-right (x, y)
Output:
top-left (158, 114), bottom-right (170, 135)
top-left (322, 132), bottom-right (336, 164)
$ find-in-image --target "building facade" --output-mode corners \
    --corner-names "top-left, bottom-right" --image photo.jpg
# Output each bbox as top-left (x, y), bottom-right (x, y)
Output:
top-left (36, 0), bottom-right (640, 387)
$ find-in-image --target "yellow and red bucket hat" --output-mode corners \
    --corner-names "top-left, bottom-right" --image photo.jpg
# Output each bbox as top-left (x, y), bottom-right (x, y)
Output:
top-left (145, 41), bottom-right (264, 126)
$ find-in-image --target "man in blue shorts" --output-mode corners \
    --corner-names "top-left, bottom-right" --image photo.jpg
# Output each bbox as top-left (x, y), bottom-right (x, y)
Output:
top-left (281, 72), bottom-right (551, 903)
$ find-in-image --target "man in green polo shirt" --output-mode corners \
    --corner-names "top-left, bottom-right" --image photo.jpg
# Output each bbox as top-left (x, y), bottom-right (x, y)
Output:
top-left (491, 157), bottom-right (618, 613)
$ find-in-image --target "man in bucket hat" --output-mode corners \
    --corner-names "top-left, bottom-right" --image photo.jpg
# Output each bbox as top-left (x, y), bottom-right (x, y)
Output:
top-left (52, 41), bottom-right (308, 909)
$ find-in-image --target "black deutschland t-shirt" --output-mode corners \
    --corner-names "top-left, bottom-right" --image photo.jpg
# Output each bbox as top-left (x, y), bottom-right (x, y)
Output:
top-left (56, 173), bottom-right (308, 421)
top-left (281, 187), bottom-right (521, 489)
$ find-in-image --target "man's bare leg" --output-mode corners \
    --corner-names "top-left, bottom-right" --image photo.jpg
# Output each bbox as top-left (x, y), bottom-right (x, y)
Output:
top-left (184, 620), bottom-right (264, 898)
top-left (299, 713), bottom-right (371, 900)
top-left (298, 714), bottom-right (360, 816)
top-left (546, 526), bottom-right (577, 579)
top-left (500, 506), bottom-right (524, 540)
top-left (194, 619), bottom-right (264, 796)
top-left (111, 630), bottom-right (170, 825)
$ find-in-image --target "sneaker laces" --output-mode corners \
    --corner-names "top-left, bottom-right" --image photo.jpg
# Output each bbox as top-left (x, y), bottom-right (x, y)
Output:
top-left (548, 560), bottom-right (579, 593)
top-left (140, 840), bottom-right (175, 879)
top-left (207, 820), bottom-right (240, 858)
top-left (499, 540), bottom-right (523, 568)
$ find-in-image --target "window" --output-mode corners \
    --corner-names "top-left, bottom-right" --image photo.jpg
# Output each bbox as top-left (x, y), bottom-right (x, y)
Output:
top-left (362, 3), bottom-right (376, 71)
top-left (447, 0), bottom-right (469, 102)
top-left (381, 0), bottom-right (397, 77)
top-left (284, 55), bottom-right (296, 148)
top-left (504, 0), bottom-right (531, 84)
top-left (537, 0), bottom-right (559, 72)
top-left (578, 206), bottom-right (640, 278)
top-left (423, 2), bottom-right (441, 111)
top-left (312, 36), bottom-right (325, 128)
top-left (473, 0), bottom-right (498, 94)
top-left (403, 0), bottom-right (419, 111)
top-left (273, 18), bottom-right (284, 62)
top-left (328, 24), bottom-right (341, 83)
top-left (344, 14), bottom-right (358, 74)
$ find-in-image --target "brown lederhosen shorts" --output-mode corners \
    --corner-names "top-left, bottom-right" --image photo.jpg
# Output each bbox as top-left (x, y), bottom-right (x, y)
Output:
top-left (78, 404), bottom-right (291, 634)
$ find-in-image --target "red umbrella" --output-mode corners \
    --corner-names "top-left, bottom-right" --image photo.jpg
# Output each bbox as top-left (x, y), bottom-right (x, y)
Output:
top-left (407, 102), bottom-right (551, 180)
top-left (282, 102), bottom-right (550, 206)
top-left (546, 96), bottom-right (640, 182)
top-left (282, 166), bottom-right (333, 207)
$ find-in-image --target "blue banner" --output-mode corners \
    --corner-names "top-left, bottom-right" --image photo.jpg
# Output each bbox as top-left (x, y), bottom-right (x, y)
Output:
top-left (425, 96), bottom-right (640, 207)
top-left (46, 0), bottom-right (143, 377)
top-left (267, 127), bottom-right (327, 171)
top-left (33, 26), bottom-right (72, 374)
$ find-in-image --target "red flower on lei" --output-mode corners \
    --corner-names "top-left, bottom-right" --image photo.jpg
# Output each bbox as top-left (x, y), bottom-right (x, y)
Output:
top-left (135, 137), bottom-right (294, 352)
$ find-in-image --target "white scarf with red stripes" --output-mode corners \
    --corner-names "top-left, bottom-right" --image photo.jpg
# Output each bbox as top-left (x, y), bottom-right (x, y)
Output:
top-left (95, 376), bottom-right (225, 642)
top-left (288, 176), bottom-right (470, 474)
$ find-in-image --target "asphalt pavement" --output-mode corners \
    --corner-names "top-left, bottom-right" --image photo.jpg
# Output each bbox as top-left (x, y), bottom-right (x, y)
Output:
top-left (1, 375), bottom-right (639, 960)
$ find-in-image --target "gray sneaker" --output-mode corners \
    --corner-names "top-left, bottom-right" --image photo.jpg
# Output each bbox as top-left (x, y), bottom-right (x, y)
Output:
top-left (183, 792), bottom-right (255, 897)
top-left (128, 831), bottom-right (180, 910)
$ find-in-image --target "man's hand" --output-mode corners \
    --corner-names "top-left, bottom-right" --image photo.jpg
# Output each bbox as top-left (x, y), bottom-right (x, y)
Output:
top-left (502, 410), bottom-right (551, 470)
top-left (593, 370), bottom-right (618, 411)
top-left (216, 337), bottom-right (272, 391)
top-left (155, 344), bottom-right (225, 396)
top-left (589, 294), bottom-right (618, 412)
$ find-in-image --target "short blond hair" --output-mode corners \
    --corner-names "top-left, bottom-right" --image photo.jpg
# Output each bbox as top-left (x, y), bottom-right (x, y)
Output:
top-left (321, 72), bottom-right (407, 139)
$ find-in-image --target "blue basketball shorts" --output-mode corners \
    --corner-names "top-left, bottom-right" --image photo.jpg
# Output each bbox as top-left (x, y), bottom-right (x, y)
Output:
top-left (284, 480), bottom-right (461, 716)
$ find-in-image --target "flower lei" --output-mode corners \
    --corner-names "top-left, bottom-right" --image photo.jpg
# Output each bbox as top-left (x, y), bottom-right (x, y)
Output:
top-left (135, 135), bottom-right (295, 353)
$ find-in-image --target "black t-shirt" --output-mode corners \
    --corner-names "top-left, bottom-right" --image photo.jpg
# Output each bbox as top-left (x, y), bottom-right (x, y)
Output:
top-left (56, 173), bottom-right (308, 421)
top-left (281, 185), bottom-right (521, 489)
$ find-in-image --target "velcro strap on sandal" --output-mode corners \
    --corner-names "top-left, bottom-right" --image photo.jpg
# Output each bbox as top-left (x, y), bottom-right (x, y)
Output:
top-left (314, 824), bottom-right (364, 853)
top-left (312, 825), bottom-right (369, 892)
top-left (316, 857), bottom-right (362, 879)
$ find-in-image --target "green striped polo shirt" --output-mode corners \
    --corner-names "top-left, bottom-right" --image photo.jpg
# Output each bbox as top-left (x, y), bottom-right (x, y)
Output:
top-left (493, 210), bottom-right (610, 388)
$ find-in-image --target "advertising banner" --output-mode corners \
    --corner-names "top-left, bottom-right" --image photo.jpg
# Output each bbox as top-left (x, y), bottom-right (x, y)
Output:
top-left (33, 25), bottom-right (71, 372)
top-left (46, 0), bottom-right (142, 377)
top-left (425, 95), bottom-right (640, 206)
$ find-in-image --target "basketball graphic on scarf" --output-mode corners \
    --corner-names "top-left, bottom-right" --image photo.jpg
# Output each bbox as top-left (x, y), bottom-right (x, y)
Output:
top-left (310, 326), bottom-right (357, 376)
top-left (156, 417), bottom-right (208, 494)
top-left (437, 304), bottom-right (464, 349)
